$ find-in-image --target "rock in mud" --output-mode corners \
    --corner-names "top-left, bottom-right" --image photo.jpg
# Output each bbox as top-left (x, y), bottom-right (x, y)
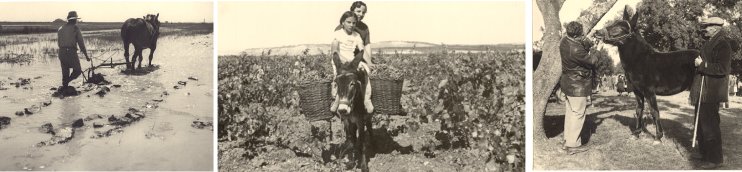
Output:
top-left (37, 127), bottom-right (75, 147)
top-left (174, 85), bottom-right (181, 89)
top-left (108, 115), bottom-right (132, 126)
top-left (0, 116), bottom-right (11, 129)
top-left (92, 122), bottom-right (104, 128)
top-left (11, 78), bottom-right (31, 87)
top-left (162, 91), bottom-right (169, 96)
top-left (188, 76), bottom-right (198, 81)
top-left (72, 118), bottom-right (84, 128)
top-left (84, 114), bottom-right (104, 121)
top-left (178, 81), bottom-right (187, 86)
top-left (24, 105), bottom-right (40, 115)
top-left (191, 120), bottom-right (213, 130)
top-left (145, 102), bottom-right (158, 109)
top-left (95, 86), bottom-right (111, 97)
top-left (42, 100), bottom-right (52, 107)
top-left (112, 84), bottom-right (122, 88)
top-left (39, 123), bottom-right (54, 134)
top-left (108, 110), bottom-right (145, 126)
top-left (129, 107), bottom-right (141, 113)
top-left (92, 127), bottom-right (123, 138)
top-left (15, 111), bottom-right (24, 116)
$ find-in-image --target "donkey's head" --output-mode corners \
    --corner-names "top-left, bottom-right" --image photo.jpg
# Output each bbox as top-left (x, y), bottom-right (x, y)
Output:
top-left (595, 6), bottom-right (639, 46)
top-left (332, 52), bottom-right (367, 116)
top-left (145, 13), bottom-right (161, 34)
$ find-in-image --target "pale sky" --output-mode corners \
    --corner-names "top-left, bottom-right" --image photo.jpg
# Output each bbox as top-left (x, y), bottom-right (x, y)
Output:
top-left (0, 1), bottom-right (213, 23)
top-left (219, 1), bottom-right (525, 54)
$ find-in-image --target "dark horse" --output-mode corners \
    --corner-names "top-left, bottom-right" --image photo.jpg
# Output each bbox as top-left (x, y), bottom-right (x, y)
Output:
top-left (595, 7), bottom-right (700, 143)
top-left (332, 51), bottom-right (372, 172)
top-left (121, 13), bottom-right (160, 70)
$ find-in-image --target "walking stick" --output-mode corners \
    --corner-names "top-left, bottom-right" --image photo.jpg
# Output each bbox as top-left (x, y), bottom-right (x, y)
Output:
top-left (692, 75), bottom-right (705, 148)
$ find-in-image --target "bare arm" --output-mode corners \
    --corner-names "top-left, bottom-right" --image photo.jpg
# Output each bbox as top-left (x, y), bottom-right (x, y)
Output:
top-left (363, 44), bottom-right (372, 65)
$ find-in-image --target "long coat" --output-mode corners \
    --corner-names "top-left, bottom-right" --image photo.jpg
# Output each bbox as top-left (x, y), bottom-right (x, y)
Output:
top-left (559, 36), bottom-right (597, 97)
top-left (690, 29), bottom-right (732, 104)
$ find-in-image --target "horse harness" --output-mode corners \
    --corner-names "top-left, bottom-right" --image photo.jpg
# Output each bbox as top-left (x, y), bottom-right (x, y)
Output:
top-left (603, 21), bottom-right (634, 45)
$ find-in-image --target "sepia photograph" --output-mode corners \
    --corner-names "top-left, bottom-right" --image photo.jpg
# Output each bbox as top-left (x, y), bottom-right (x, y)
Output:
top-left (533, 0), bottom-right (742, 170)
top-left (0, 1), bottom-right (213, 171)
top-left (217, 1), bottom-right (525, 172)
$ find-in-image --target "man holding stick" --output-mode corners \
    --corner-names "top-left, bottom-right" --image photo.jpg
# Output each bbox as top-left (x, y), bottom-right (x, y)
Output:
top-left (690, 17), bottom-right (731, 169)
top-left (57, 11), bottom-right (90, 95)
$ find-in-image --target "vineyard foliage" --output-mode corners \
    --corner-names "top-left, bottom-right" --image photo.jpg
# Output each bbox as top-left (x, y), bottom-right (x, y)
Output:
top-left (218, 50), bottom-right (525, 171)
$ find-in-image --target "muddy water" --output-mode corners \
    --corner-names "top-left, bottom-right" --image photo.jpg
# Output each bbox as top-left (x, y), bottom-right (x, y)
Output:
top-left (0, 32), bottom-right (213, 170)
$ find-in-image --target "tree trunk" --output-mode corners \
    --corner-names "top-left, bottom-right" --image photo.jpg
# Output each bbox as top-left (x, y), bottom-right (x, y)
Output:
top-left (533, 0), bottom-right (617, 140)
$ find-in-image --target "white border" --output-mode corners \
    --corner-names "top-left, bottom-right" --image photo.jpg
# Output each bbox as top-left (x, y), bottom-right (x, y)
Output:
top-left (525, 0), bottom-right (533, 171)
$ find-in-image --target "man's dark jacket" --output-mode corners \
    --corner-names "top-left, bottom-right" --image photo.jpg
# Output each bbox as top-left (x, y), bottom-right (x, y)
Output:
top-left (559, 36), bottom-right (597, 97)
top-left (690, 29), bottom-right (732, 104)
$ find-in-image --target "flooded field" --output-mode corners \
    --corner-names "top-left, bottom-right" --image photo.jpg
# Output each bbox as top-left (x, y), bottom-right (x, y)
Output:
top-left (0, 26), bottom-right (213, 170)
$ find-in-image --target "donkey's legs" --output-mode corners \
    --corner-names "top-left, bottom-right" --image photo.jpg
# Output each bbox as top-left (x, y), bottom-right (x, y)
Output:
top-left (632, 91), bottom-right (645, 139)
top-left (365, 114), bottom-right (374, 153)
top-left (148, 46), bottom-right (156, 67)
top-left (647, 94), bottom-right (663, 142)
top-left (131, 49), bottom-right (141, 70)
top-left (123, 42), bottom-right (131, 70)
top-left (342, 116), bottom-right (357, 160)
top-left (356, 118), bottom-right (369, 172)
top-left (137, 49), bottom-right (145, 69)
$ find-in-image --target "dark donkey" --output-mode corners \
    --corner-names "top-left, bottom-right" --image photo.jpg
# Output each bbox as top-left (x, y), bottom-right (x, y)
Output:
top-left (595, 7), bottom-right (700, 143)
top-left (121, 13), bottom-right (160, 70)
top-left (332, 51), bottom-right (373, 172)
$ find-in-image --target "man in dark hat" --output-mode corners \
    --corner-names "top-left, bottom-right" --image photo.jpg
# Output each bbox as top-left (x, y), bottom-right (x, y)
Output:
top-left (689, 16), bottom-right (731, 169)
top-left (57, 11), bottom-right (90, 93)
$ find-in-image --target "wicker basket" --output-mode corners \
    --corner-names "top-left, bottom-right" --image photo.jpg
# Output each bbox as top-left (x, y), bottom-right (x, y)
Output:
top-left (371, 79), bottom-right (404, 115)
top-left (297, 81), bottom-right (334, 121)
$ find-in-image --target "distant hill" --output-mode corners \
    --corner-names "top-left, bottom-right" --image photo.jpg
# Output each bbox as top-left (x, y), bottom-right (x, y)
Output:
top-left (237, 41), bottom-right (523, 56)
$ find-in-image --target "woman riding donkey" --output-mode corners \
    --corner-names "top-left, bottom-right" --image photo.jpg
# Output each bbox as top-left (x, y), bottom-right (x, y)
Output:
top-left (330, 10), bottom-right (373, 114)
top-left (328, 10), bottom-right (374, 172)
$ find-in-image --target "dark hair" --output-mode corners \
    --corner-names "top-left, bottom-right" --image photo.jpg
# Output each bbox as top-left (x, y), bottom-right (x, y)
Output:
top-left (339, 11), bottom-right (357, 24)
top-left (566, 21), bottom-right (584, 38)
top-left (350, 1), bottom-right (367, 11)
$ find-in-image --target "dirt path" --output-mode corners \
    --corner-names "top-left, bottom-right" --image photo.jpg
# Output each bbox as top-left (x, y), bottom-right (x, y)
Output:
top-left (535, 90), bottom-right (742, 170)
top-left (0, 32), bottom-right (213, 170)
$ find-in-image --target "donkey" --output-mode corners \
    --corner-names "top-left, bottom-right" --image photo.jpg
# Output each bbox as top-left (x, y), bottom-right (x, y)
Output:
top-left (595, 7), bottom-right (700, 143)
top-left (332, 52), bottom-right (373, 172)
top-left (121, 13), bottom-right (160, 70)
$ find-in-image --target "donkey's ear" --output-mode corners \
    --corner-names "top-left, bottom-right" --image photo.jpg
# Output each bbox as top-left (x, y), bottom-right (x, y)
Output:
top-left (623, 5), bottom-right (631, 21)
top-left (332, 52), bottom-right (343, 72)
top-left (156, 13), bottom-right (160, 19)
top-left (629, 8), bottom-right (639, 30)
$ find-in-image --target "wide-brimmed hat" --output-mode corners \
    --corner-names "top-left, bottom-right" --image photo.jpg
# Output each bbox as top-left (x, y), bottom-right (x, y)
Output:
top-left (67, 11), bottom-right (81, 20)
top-left (701, 17), bottom-right (724, 27)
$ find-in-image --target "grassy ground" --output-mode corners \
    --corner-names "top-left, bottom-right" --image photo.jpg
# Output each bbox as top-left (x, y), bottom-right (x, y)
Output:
top-left (534, 89), bottom-right (742, 170)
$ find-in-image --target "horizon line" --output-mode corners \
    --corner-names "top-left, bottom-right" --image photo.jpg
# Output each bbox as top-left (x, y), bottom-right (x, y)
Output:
top-left (239, 41), bottom-right (525, 50)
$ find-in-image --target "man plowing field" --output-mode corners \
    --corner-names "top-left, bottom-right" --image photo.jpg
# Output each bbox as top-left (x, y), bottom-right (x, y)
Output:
top-left (56, 11), bottom-right (90, 96)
